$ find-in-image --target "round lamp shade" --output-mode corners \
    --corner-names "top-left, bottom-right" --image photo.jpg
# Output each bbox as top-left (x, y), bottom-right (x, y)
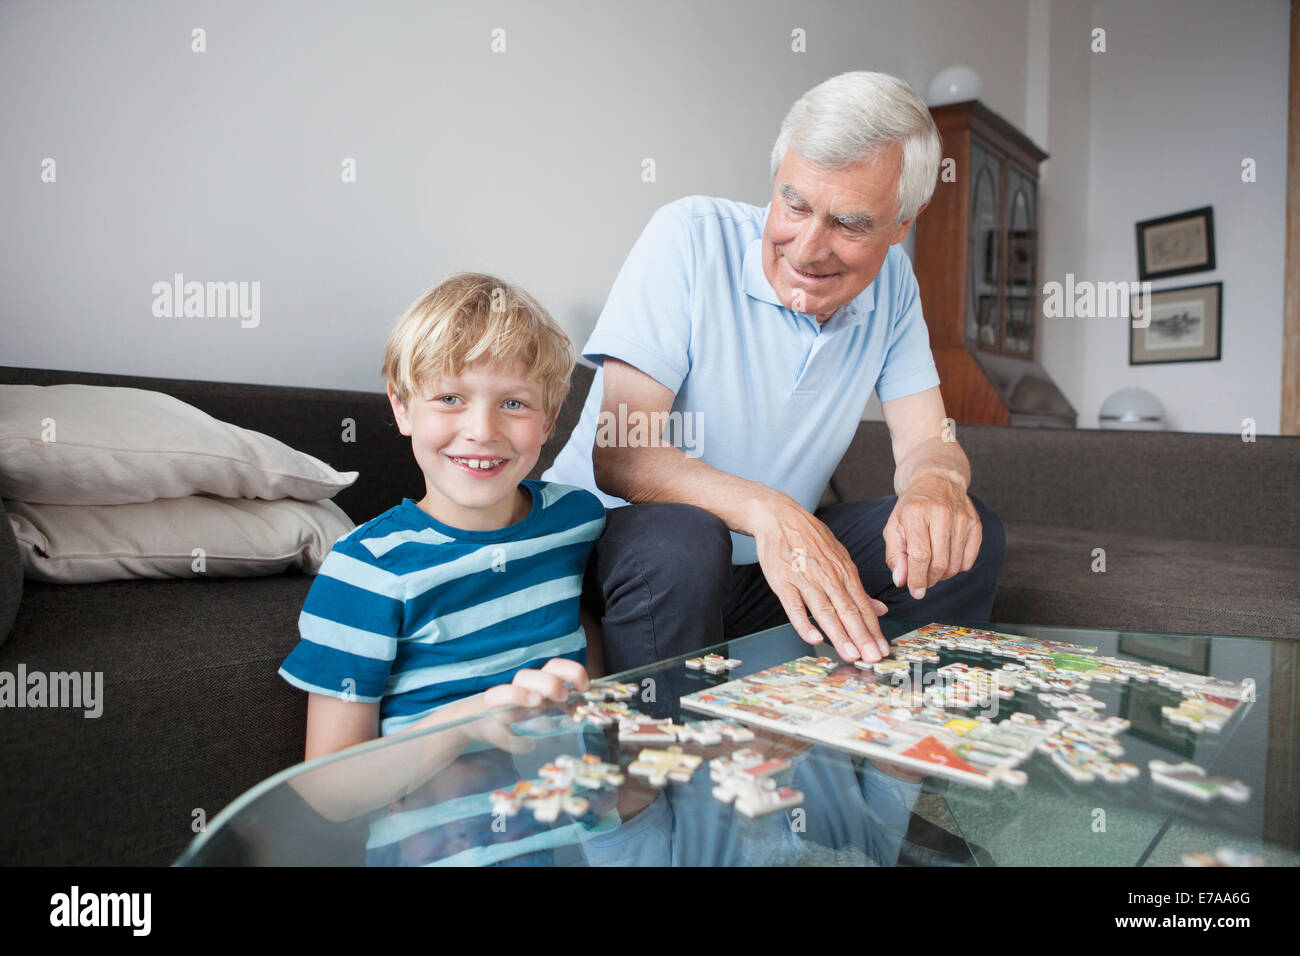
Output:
top-left (927, 66), bottom-right (984, 106)
top-left (1099, 388), bottom-right (1167, 431)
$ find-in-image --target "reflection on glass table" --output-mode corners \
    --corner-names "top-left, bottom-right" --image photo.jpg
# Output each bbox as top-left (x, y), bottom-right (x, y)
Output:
top-left (175, 619), bottom-right (1298, 867)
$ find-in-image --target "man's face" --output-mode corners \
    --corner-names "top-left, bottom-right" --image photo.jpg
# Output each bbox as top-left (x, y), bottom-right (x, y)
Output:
top-left (762, 145), bottom-right (917, 322)
top-left (388, 361), bottom-right (551, 531)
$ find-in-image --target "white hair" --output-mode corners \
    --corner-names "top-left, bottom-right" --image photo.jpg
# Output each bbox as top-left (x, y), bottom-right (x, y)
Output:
top-left (770, 71), bottom-right (942, 225)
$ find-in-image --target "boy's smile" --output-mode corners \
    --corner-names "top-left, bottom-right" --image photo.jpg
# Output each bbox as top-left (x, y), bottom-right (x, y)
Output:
top-left (388, 362), bottom-right (551, 531)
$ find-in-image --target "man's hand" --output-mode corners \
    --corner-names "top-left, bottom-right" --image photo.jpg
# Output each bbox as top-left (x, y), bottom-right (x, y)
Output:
top-left (751, 491), bottom-right (890, 663)
top-left (882, 472), bottom-right (981, 600)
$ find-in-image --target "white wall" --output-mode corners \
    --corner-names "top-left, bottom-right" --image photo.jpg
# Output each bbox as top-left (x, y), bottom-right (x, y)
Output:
top-left (7, 0), bottom-right (1284, 435)
top-left (1067, 0), bottom-right (1290, 433)
top-left (2, 0), bottom-right (1031, 393)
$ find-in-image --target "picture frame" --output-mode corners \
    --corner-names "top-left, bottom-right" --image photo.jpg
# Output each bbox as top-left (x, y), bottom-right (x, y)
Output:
top-left (1135, 206), bottom-right (1215, 280)
top-left (1129, 281), bottom-right (1222, 365)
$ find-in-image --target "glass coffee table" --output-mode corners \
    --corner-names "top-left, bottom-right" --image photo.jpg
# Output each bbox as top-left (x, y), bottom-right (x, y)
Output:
top-left (175, 619), bottom-right (1298, 867)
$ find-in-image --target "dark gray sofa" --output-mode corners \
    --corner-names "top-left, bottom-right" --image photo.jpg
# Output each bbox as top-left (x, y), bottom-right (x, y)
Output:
top-left (2, 364), bottom-right (1296, 865)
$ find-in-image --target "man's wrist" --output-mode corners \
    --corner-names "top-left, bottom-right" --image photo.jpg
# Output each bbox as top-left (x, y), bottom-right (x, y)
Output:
top-left (899, 465), bottom-right (969, 495)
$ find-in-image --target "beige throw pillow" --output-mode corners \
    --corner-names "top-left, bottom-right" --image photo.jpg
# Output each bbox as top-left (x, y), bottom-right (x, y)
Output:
top-left (7, 496), bottom-right (355, 583)
top-left (0, 384), bottom-right (358, 505)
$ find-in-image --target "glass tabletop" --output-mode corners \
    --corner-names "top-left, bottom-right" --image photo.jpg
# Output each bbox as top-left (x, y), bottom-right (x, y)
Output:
top-left (175, 618), bottom-right (1298, 867)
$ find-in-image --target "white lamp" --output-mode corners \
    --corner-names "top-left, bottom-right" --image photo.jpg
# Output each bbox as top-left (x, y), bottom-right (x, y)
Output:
top-left (927, 66), bottom-right (984, 107)
top-left (1099, 388), bottom-right (1168, 431)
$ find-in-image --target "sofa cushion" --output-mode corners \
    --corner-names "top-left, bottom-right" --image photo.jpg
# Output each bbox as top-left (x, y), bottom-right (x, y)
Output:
top-left (0, 574), bottom-right (318, 865)
top-left (0, 384), bottom-right (358, 506)
top-left (8, 496), bottom-right (354, 583)
top-left (0, 499), bottom-right (20, 644)
top-left (992, 522), bottom-right (1300, 640)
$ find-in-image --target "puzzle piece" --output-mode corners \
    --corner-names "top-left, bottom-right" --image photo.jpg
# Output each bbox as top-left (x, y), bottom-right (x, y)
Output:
top-left (1181, 847), bottom-right (1264, 867)
top-left (617, 715), bottom-right (682, 745)
top-left (1162, 695), bottom-right (1236, 733)
top-left (671, 718), bottom-right (756, 746)
top-left (709, 748), bottom-right (805, 817)
top-left (538, 753), bottom-right (626, 791)
top-left (1149, 760), bottom-right (1251, 803)
top-left (581, 681), bottom-right (639, 702)
top-left (685, 653), bottom-right (743, 674)
top-left (628, 747), bottom-right (704, 786)
top-left (1040, 738), bottom-right (1139, 784)
top-left (571, 699), bottom-right (634, 727)
top-left (489, 779), bottom-right (589, 823)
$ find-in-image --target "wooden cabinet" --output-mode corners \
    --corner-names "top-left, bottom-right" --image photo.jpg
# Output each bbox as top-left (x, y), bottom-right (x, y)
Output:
top-left (914, 100), bottom-right (1077, 427)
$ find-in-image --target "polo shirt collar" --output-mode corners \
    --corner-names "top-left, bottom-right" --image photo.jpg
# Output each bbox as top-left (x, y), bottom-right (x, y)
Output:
top-left (741, 234), bottom-right (875, 330)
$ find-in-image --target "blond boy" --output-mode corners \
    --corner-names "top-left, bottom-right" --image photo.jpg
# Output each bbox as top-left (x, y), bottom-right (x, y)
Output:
top-left (280, 274), bottom-right (605, 760)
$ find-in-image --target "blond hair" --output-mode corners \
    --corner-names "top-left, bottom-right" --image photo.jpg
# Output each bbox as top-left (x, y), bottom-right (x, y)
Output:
top-left (382, 273), bottom-right (575, 422)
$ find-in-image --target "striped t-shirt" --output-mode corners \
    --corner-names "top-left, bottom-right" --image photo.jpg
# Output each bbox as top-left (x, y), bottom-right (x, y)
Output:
top-left (279, 480), bottom-right (605, 736)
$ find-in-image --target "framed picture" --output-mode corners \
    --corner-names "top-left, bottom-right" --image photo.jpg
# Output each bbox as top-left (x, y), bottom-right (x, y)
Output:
top-left (1129, 282), bottom-right (1222, 365)
top-left (1135, 206), bottom-right (1215, 280)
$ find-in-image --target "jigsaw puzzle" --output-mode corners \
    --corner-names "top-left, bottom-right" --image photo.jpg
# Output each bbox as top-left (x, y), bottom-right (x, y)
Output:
top-left (681, 624), bottom-right (1254, 792)
top-left (681, 655), bottom-right (1049, 788)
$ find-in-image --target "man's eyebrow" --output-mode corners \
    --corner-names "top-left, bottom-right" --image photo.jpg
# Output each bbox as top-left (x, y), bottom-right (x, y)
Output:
top-left (833, 210), bottom-right (874, 230)
top-left (778, 184), bottom-right (874, 229)
top-left (778, 183), bottom-right (807, 205)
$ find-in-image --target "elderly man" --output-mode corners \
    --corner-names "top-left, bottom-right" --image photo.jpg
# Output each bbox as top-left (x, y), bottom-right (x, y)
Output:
top-left (545, 71), bottom-right (1005, 674)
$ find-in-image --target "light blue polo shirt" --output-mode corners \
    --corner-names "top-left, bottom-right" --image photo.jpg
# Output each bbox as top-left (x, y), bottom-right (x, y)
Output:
top-left (543, 195), bottom-right (940, 565)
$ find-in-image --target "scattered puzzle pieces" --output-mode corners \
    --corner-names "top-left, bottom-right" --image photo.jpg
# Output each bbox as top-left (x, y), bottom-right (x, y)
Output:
top-left (571, 699), bottom-right (634, 727)
top-left (539, 753), bottom-right (626, 791)
top-left (489, 779), bottom-right (589, 823)
top-left (710, 748), bottom-right (805, 818)
top-left (1162, 695), bottom-right (1237, 733)
top-left (628, 746), bottom-right (704, 786)
top-left (685, 653), bottom-right (743, 674)
top-left (581, 681), bottom-right (638, 702)
top-left (1149, 760), bottom-right (1251, 803)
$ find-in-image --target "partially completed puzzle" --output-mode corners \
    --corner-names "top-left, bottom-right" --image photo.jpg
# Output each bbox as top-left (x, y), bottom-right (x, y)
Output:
top-left (679, 624), bottom-right (1254, 791)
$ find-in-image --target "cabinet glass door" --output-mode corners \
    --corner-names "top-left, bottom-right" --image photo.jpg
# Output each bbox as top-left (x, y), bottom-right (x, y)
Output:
top-left (1004, 168), bottom-right (1037, 356)
top-left (967, 143), bottom-right (1001, 350)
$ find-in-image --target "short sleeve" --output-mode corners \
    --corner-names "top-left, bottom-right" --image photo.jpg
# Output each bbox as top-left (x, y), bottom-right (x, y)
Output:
top-left (279, 544), bottom-right (403, 702)
top-left (874, 251), bottom-right (941, 404)
top-left (581, 202), bottom-right (695, 394)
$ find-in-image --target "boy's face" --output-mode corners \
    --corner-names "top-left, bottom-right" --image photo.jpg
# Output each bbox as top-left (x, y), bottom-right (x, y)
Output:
top-left (388, 361), bottom-right (552, 531)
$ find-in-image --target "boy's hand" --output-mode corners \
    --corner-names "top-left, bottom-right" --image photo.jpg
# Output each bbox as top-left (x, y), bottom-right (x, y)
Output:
top-left (484, 658), bottom-right (590, 709)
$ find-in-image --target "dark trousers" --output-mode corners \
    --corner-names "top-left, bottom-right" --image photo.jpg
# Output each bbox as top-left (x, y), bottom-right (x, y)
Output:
top-left (585, 495), bottom-right (1006, 674)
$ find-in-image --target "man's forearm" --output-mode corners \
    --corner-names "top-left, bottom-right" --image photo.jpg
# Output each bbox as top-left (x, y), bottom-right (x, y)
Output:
top-left (594, 443), bottom-right (784, 537)
top-left (892, 436), bottom-right (971, 496)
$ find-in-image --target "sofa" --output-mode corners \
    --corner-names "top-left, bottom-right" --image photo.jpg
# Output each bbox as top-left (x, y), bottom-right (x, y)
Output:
top-left (2, 363), bottom-right (1297, 865)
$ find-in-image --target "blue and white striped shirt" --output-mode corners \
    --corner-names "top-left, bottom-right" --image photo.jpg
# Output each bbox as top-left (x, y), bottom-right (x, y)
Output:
top-left (279, 480), bottom-right (605, 736)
